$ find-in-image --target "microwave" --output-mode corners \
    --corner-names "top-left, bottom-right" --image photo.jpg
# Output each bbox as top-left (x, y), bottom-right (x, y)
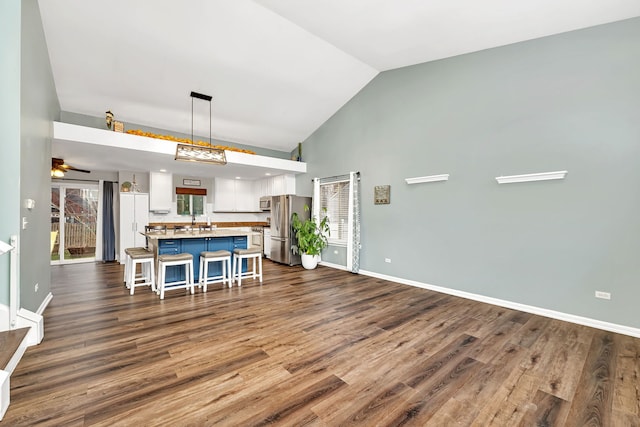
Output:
top-left (259, 196), bottom-right (271, 211)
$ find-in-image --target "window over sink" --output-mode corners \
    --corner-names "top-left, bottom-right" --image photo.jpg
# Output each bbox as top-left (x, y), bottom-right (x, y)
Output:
top-left (176, 187), bottom-right (206, 216)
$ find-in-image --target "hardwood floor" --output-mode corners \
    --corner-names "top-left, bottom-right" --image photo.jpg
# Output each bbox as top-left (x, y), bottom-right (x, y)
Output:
top-left (3, 261), bottom-right (640, 426)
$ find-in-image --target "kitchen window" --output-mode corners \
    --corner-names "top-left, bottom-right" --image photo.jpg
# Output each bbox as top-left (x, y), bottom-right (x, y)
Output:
top-left (176, 187), bottom-right (206, 216)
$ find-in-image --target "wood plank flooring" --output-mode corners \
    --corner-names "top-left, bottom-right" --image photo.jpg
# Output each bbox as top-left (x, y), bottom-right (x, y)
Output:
top-left (2, 261), bottom-right (640, 426)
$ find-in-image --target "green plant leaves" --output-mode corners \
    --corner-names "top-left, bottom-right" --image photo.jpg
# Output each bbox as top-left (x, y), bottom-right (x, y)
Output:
top-left (291, 206), bottom-right (330, 256)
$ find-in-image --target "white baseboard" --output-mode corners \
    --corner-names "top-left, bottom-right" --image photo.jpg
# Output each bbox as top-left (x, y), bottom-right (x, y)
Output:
top-left (0, 370), bottom-right (9, 421)
top-left (0, 292), bottom-right (51, 420)
top-left (0, 292), bottom-right (51, 345)
top-left (354, 269), bottom-right (640, 338)
top-left (15, 308), bottom-right (44, 346)
top-left (36, 292), bottom-right (53, 317)
top-left (318, 261), bottom-right (349, 271)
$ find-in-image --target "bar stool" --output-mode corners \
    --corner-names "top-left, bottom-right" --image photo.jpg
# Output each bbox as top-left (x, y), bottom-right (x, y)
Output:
top-left (232, 247), bottom-right (263, 287)
top-left (199, 250), bottom-right (232, 291)
top-left (157, 253), bottom-right (195, 300)
top-left (123, 247), bottom-right (148, 284)
top-left (145, 225), bottom-right (167, 234)
top-left (125, 249), bottom-right (155, 295)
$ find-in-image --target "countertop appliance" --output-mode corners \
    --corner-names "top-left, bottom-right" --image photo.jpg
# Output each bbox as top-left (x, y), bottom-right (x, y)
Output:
top-left (259, 196), bottom-right (271, 211)
top-left (270, 195), bottom-right (311, 265)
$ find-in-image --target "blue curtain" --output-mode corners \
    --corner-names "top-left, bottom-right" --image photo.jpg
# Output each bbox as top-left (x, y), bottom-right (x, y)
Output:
top-left (102, 181), bottom-right (116, 261)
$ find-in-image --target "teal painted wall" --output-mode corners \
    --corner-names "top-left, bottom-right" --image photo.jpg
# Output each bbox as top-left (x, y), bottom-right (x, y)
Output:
top-left (298, 18), bottom-right (640, 328)
top-left (19, 0), bottom-right (60, 312)
top-left (0, 0), bottom-right (22, 308)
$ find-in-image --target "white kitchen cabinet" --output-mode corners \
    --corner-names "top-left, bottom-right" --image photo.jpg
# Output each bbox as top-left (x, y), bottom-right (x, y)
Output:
top-left (258, 174), bottom-right (296, 197)
top-left (214, 178), bottom-right (259, 212)
top-left (119, 193), bottom-right (149, 263)
top-left (149, 172), bottom-right (172, 212)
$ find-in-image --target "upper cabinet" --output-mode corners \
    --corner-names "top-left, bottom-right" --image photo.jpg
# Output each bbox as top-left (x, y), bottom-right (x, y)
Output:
top-left (149, 172), bottom-right (173, 212)
top-left (214, 178), bottom-right (259, 212)
top-left (258, 174), bottom-right (296, 197)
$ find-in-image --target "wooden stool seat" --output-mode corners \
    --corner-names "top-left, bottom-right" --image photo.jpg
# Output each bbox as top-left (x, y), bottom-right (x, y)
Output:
top-left (232, 247), bottom-right (263, 287)
top-left (199, 250), bottom-right (232, 291)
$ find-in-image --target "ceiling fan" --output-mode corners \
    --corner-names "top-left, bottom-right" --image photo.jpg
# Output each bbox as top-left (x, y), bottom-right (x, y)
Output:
top-left (51, 158), bottom-right (91, 178)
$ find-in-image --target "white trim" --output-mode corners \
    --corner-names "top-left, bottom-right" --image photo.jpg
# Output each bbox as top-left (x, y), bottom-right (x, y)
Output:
top-left (37, 292), bottom-right (53, 316)
top-left (7, 235), bottom-right (18, 329)
top-left (342, 268), bottom-right (640, 338)
top-left (0, 370), bottom-right (9, 420)
top-left (318, 260), bottom-right (349, 271)
top-left (405, 174), bottom-right (449, 185)
top-left (495, 170), bottom-right (567, 184)
top-left (3, 334), bottom-right (28, 374)
top-left (16, 309), bottom-right (44, 346)
top-left (54, 122), bottom-right (306, 174)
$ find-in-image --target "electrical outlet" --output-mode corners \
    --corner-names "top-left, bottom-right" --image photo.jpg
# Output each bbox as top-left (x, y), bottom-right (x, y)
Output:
top-left (34, 283), bottom-right (39, 292)
top-left (385, 258), bottom-right (391, 263)
top-left (595, 291), bottom-right (611, 300)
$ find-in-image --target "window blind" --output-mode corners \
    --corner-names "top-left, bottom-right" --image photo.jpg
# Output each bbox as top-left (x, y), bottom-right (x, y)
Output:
top-left (319, 180), bottom-right (349, 246)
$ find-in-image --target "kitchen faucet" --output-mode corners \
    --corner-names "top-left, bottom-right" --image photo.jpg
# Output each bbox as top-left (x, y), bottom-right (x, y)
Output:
top-left (191, 213), bottom-right (196, 226)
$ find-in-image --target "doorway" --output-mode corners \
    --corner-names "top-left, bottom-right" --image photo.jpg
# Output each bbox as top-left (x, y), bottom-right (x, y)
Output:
top-left (51, 183), bottom-right (99, 264)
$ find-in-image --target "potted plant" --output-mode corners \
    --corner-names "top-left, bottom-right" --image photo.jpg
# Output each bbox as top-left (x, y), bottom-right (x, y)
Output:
top-left (291, 205), bottom-right (330, 269)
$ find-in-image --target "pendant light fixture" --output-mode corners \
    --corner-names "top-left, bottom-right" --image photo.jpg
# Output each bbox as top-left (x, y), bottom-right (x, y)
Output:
top-left (175, 91), bottom-right (227, 165)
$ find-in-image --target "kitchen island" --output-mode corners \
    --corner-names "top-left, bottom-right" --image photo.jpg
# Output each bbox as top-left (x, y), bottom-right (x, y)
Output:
top-left (145, 229), bottom-right (255, 283)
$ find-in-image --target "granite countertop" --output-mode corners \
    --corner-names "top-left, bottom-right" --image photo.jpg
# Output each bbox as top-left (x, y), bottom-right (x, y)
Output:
top-left (145, 228), bottom-right (256, 239)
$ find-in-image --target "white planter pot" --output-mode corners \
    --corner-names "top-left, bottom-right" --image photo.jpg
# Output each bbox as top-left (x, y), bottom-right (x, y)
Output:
top-left (301, 254), bottom-right (319, 270)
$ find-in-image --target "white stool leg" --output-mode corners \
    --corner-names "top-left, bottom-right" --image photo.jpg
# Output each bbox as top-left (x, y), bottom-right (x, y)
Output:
top-left (130, 259), bottom-right (137, 295)
top-left (232, 256), bottom-right (236, 287)
top-left (188, 260), bottom-right (195, 294)
top-left (258, 255), bottom-right (263, 283)
top-left (252, 257), bottom-right (256, 279)
top-left (201, 257), bottom-right (208, 292)
top-left (159, 262), bottom-right (166, 300)
top-left (221, 259), bottom-right (226, 288)
top-left (124, 254), bottom-right (129, 284)
top-left (149, 259), bottom-right (156, 292)
top-left (237, 256), bottom-right (242, 287)
top-left (227, 257), bottom-right (232, 288)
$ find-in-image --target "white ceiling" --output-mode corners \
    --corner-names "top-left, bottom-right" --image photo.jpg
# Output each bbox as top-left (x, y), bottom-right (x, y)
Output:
top-left (40, 0), bottom-right (640, 173)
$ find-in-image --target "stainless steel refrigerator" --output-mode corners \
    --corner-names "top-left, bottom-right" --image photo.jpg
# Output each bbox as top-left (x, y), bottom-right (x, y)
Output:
top-left (270, 195), bottom-right (311, 265)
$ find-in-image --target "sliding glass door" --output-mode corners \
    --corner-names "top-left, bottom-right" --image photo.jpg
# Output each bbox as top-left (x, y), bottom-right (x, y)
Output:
top-left (51, 183), bottom-right (99, 264)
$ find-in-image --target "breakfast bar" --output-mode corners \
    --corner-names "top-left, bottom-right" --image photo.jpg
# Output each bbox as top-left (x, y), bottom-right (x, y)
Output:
top-left (145, 228), bottom-right (253, 284)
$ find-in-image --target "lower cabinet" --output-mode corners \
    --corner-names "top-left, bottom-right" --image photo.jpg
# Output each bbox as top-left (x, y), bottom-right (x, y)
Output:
top-left (233, 236), bottom-right (248, 273)
top-left (203, 237), bottom-right (232, 280)
top-left (158, 236), bottom-right (248, 284)
top-left (158, 240), bottom-right (181, 283)
top-left (182, 238), bottom-right (206, 282)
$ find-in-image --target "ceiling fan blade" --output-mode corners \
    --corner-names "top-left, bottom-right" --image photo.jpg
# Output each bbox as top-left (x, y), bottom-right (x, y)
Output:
top-left (52, 158), bottom-right (91, 174)
top-left (67, 166), bottom-right (91, 174)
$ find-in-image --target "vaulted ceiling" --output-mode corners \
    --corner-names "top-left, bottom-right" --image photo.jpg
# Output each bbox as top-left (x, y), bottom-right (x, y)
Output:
top-left (39, 0), bottom-right (640, 153)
